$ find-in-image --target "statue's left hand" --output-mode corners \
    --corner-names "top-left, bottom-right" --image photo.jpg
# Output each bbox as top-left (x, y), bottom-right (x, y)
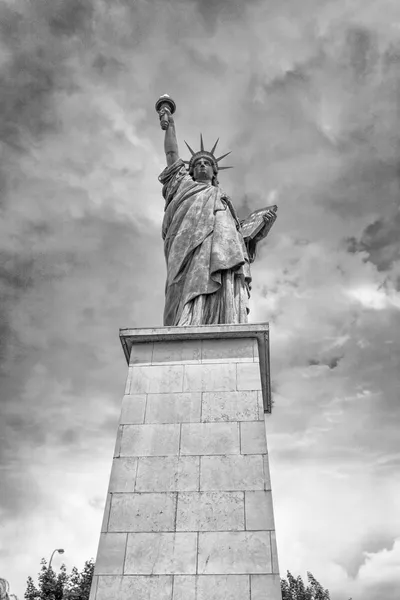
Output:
top-left (253, 209), bottom-right (277, 243)
top-left (263, 209), bottom-right (276, 223)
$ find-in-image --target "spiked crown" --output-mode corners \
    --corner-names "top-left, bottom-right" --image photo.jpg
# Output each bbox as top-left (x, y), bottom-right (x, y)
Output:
top-left (183, 134), bottom-right (233, 176)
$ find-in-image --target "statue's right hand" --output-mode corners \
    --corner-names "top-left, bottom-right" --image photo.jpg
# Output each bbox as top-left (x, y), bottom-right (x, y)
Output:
top-left (159, 107), bottom-right (173, 130)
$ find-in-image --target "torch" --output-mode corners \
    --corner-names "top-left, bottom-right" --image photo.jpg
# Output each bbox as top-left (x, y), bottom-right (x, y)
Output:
top-left (155, 94), bottom-right (176, 130)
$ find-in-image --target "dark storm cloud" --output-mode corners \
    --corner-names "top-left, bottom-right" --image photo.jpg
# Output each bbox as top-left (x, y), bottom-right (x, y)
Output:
top-left (0, 254), bottom-right (35, 368)
top-left (185, 0), bottom-right (262, 28)
top-left (347, 212), bottom-right (400, 272)
top-left (45, 0), bottom-right (94, 37)
top-left (0, 3), bottom-right (62, 148)
top-left (0, 204), bottom-right (161, 521)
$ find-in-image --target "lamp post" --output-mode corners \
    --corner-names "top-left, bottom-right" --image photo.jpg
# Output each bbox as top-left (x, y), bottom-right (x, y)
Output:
top-left (48, 548), bottom-right (64, 569)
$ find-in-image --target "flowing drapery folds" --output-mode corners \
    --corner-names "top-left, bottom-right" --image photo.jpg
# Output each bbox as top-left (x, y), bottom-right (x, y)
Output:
top-left (159, 159), bottom-right (251, 326)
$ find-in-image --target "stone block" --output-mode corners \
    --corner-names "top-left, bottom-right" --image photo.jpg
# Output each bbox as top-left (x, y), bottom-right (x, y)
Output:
top-left (176, 492), bottom-right (244, 531)
top-left (237, 363), bottom-right (261, 391)
top-left (109, 457), bottom-right (137, 493)
top-left (240, 422), bottom-right (267, 454)
top-left (136, 456), bottom-right (199, 492)
top-left (152, 340), bottom-right (201, 364)
top-left (201, 338), bottom-right (253, 363)
top-left (173, 575), bottom-right (250, 600)
top-left (251, 575), bottom-right (282, 600)
top-left (89, 575), bottom-right (98, 600)
top-left (101, 493), bottom-right (111, 532)
top-left (183, 363), bottom-right (236, 392)
top-left (200, 455), bottom-right (265, 491)
top-left (124, 368), bottom-right (133, 394)
top-left (245, 491), bottom-right (275, 530)
top-left (257, 391), bottom-right (264, 420)
top-left (94, 533), bottom-right (127, 575)
top-left (108, 492), bottom-right (176, 532)
top-left (113, 426), bottom-right (123, 458)
top-left (129, 342), bottom-right (153, 365)
top-left (96, 575), bottom-right (173, 600)
top-left (145, 392), bottom-right (201, 423)
top-left (253, 339), bottom-right (259, 361)
top-left (120, 424), bottom-right (180, 457)
top-left (124, 532), bottom-right (197, 574)
top-left (130, 364), bottom-right (184, 394)
top-left (201, 391), bottom-right (260, 422)
top-left (120, 395), bottom-right (146, 424)
top-left (198, 531), bottom-right (272, 574)
top-left (263, 455), bottom-right (272, 491)
top-left (271, 530), bottom-right (280, 574)
top-left (180, 423), bottom-right (239, 456)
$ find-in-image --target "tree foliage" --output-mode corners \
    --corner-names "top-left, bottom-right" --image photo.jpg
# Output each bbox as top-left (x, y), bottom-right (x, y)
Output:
top-left (281, 571), bottom-right (331, 600)
top-left (281, 571), bottom-right (352, 600)
top-left (24, 560), bottom-right (94, 600)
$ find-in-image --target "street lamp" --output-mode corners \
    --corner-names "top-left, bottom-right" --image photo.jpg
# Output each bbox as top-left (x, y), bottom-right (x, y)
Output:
top-left (48, 548), bottom-right (65, 569)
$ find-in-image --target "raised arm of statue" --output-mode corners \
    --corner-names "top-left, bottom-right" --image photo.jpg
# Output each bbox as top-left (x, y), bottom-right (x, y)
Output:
top-left (163, 111), bottom-right (179, 166)
top-left (155, 95), bottom-right (179, 167)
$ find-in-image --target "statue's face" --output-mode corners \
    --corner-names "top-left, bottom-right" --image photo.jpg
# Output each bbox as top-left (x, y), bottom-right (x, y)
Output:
top-left (193, 157), bottom-right (214, 182)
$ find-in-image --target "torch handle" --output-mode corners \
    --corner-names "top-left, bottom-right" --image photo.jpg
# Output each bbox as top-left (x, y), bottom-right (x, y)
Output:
top-left (158, 104), bottom-right (171, 130)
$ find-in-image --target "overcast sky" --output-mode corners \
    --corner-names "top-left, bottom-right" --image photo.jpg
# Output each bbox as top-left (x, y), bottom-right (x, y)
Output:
top-left (1, 0), bottom-right (400, 598)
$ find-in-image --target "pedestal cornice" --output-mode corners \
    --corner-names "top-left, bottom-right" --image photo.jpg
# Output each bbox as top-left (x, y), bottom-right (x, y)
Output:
top-left (119, 323), bottom-right (272, 413)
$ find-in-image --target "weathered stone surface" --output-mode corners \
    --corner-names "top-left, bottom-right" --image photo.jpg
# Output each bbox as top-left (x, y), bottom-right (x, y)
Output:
top-left (94, 533), bottom-right (127, 575)
top-left (240, 422), bottom-right (267, 454)
top-left (263, 454), bottom-right (272, 490)
top-left (271, 530), bottom-right (280, 574)
top-left (200, 455), bottom-right (265, 491)
top-left (152, 340), bottom-right (201, 364)
top-left (236, 363), bottom-right (261, 391)
top-left (120, 424), bottom-right (180, 457)
top-left (92, 327), bottom-right (280, 594)
top-left (124, 368), bottom-right (133, 394)
top-left (101, 494), bottom-right (111, 532)
top-left (176, 492), bottom-right (244, 531)
top-left (129, 342), bottom-right (154, 366)
top-left (108, 492), bottom-right (176, 532)
top-left (201, 338), bottom-right (253, 363)
top-left (183, 363), bottom-right (236, 392)
top-left (173, 575), bottom-right (250, 600)
top-left (197, 531), bottom-right (272, 574)
top-left (120, 326), bottom-right (272, 411)
top-left (145, 392), bottom-right (201, 423)
top-left (180, 422), bottom-right (239, 455)
top-left (135, 456), bottom-right (199, 492)
top-left (120, 395), bottom-right (146, 424)
top-left (257, 391), bottom-right (264, 420)
top-left (113, 425), bottom-right (123, 458)
top-left (124, 532), bottom-right (197, 574)
top-left (89, 575), bottom-right (98, 600)
top-left (251, 575), bottom-right (282, 600)
top-left (109, 457), bottom-right (137, 493)
top-left (245, 491), bottom-right (275, 530)
top-left (130, 364), bottom-right (184, 394)
top-left (253, 339), bottom-right (259, 361)
top-left (96, 575), bottom-right (173, 600)
top-left (201, 391), bottom-right (260, 422)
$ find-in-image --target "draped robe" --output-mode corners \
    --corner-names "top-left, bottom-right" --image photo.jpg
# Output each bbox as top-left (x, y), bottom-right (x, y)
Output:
top-left (159, 159), bottom-right (252, 326)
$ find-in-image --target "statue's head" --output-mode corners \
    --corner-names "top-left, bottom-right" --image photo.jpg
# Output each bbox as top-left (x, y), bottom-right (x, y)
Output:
top-left (184, 135), bottom-right (232, 187)
top-left (192, 156), bottom-right (217, 185)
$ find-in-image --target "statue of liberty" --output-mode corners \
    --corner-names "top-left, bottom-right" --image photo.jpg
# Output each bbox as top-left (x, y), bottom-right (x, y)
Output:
top-left (156, 95), bottom-right (277, 327)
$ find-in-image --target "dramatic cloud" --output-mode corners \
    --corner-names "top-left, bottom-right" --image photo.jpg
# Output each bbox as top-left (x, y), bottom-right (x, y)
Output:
top-left (1, 1), bottom-right (399, 598)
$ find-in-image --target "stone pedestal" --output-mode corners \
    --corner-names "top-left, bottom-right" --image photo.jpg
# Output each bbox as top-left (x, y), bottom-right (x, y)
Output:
top-left (90, 324), bottom-right (282, 600)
